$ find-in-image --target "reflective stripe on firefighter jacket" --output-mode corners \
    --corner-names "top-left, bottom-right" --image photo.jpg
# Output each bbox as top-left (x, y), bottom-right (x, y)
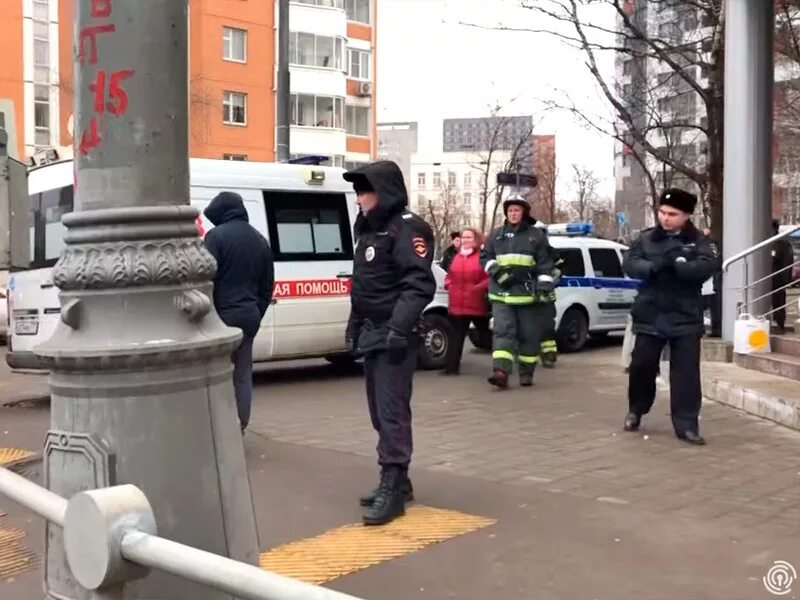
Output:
top-left (480, 218), bottom-right (555, 305)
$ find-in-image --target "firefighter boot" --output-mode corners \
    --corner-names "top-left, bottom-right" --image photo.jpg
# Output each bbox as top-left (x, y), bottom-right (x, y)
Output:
top-left (487, 369), bottom-right (509, 389)
top-left (519, 373), bottom-right (533, 387)
top-left (363, 467), bottom-right (406, 526)
top-left (360, 476), bottom-right (414, 506)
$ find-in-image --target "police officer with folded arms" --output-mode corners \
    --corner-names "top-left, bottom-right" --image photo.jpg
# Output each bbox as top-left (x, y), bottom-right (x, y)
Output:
top-left (343, 160), bottom-right (436, 525)
top-left (622, 188), bottom-right (720, 445)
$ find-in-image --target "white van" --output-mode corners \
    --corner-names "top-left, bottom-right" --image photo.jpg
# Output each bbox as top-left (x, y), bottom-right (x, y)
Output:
top-left (469, 223), bottom-right (638, 352)
top-left (6, 158), bottom-right (451, 370)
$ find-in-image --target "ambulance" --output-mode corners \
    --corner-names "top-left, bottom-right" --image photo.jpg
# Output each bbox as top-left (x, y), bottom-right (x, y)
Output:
top-left (469, 223), bottom-right (639, 352)
top-left (6, 158), bottom-right (452, 370)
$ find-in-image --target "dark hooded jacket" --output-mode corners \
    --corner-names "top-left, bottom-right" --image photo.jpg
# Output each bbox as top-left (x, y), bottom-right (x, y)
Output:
top-left (344, 161), bottom-right (436, 340)
top-left (623, 222), bottom-right (719, 337)
top-left (204, 192), bottom-right (275, 338)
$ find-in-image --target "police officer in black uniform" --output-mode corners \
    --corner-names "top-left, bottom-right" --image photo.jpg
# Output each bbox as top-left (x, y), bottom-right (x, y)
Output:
top-left (343, 160), bottom-right (436, 525)
top-left (622, 188), bottom-right (720, 445)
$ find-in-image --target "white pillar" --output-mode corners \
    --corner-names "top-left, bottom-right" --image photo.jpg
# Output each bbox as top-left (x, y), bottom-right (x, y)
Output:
top-left (722, 0), bottom-right (775, 340)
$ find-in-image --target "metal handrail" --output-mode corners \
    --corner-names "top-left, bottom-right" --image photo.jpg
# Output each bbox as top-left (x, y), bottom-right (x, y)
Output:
top-left (743, 259), bottom-right (800, 291)
top-left (0, 466), bottom-right (365, 600)
top-left (722, 225), bottom-right (800, 272)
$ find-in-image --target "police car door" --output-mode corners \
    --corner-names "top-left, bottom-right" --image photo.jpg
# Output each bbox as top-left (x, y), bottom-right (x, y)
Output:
top-left (192, 185), bottom-right (277, 362)
top-left (587, 246), bottom-right (634, 329)
top-left (263, 188), bottom-right (356, 359)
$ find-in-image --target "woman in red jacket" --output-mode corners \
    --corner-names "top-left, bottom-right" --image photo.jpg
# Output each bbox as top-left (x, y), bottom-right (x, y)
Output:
top-left (443, 227), bottom-right (490, 374)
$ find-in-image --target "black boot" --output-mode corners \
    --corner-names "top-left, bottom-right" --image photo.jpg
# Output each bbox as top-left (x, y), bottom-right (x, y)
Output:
top-left (362, 468), bottom-right (407, 526)
top-left (359, 475), bottom-right (414, 506)
top-left (519, 373), bottom-right (533, 387)
top-left (676, 430), bottom-right (706, 446)
top-left (488, 369), bottom-right (509, 389)
top-left (541, 354), bottom-right (557, 369)
top-left (623, 412), bottom-right (641, 432)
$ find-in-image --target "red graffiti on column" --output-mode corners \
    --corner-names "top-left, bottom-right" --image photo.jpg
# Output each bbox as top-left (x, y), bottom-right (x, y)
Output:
top-left (76, 0), bottom-right (135, 157)
top-left (90, 0), bottom-right (112, 18)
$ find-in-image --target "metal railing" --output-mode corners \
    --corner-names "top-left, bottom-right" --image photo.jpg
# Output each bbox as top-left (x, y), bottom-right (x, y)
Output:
top-left (0, 466), bottom-right (365, 600)
top-left (722, 225), bottom-right (800, 319)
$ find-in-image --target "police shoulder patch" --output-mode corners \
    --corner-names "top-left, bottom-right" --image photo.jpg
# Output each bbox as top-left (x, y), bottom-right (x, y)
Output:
top-left (412, 236), bottom-right (428, 258)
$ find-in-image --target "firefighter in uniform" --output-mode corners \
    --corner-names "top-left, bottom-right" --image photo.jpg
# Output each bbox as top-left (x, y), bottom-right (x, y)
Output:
top-left (343, 160), bottom-right (436, 525)
top-left (481, 196), bottom-right (555, 388)
top-left (622, 188), bottom-right (720, 445)
top-left (533, 220), bottom-right (562, 368)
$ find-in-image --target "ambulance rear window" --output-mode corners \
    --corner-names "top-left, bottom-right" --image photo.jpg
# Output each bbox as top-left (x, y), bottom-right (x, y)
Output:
top-left (264, 191), bottom-right (353, 261)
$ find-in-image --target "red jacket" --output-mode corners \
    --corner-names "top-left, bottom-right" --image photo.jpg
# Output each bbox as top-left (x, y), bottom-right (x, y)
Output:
top-left (445, 250), bottom-right (489, 316)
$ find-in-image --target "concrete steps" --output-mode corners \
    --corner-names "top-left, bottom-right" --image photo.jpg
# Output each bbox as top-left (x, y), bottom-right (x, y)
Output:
top-left (702, 362), bottom-right (800, 431)
top-left (733, 334), bottom-right (800, 382)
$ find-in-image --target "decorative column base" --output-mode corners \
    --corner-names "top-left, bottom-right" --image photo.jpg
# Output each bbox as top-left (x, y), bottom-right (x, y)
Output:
top-left (36, 207), bottom-right (259, 599)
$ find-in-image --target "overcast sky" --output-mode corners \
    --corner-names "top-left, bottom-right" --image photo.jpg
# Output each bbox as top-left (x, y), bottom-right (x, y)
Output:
top-left (376, 0), bottom-right (617, 200)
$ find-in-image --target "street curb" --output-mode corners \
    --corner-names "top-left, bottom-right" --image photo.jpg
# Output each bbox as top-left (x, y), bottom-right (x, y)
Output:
top-left (702, 372), bottom-right (800, 432)
top-left (0, 394), bottom-right (51, 408)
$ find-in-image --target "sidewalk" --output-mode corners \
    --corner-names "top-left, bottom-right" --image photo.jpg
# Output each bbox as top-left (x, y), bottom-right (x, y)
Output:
top-left (2, 343), bottom-right (800, 599)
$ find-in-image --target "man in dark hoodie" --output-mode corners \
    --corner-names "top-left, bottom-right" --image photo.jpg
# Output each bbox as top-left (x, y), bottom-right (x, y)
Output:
top-left (343, 160), bottom-right (436, 526)
top-left (204, 192), bottom-right (275, 435)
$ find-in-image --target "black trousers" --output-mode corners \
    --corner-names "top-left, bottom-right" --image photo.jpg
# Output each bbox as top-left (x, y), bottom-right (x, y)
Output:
top-left (445, 315), bottom-right (490, 373)
top-left (628, 332), bottom-right (702, 435)
top-left (364, 338), bottom-right (419, 470)
top-left (539, 303), bottom-right (557, 360)
top-left (773, 287), bottom-right (787, 328)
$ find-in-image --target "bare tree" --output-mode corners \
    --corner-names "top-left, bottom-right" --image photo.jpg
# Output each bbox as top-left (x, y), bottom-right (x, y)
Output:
top-left (568, 163), bottom-right (600, 222)
top-left (534, 161), bottom-right (559, 222)
top-left (465, 103), bottom-right (537, 234)
top-left (468, 0), bottom-right (726, 239)
top-left (417, 177), bottom-right (470, 259)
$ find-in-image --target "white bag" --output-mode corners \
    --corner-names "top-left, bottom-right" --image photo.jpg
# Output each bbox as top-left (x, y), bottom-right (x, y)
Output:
top-left (733, 313), bottom-right (771, 355)
top-left (621, 315), bottom-right (635, 370)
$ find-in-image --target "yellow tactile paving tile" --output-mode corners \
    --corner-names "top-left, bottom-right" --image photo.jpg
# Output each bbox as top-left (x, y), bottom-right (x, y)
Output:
top-left (259, 505), bottom-right (497, 585)
top-left (0, 449), bottom-right (35, 467)
top-left (0, 526), bottom-right (40, 580)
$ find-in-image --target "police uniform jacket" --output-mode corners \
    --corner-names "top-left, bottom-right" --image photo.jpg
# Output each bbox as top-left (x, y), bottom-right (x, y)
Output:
top-left (623, 222), bottom-right (720, 337)
top-left (346, 161), bottom-right (436, 342)
top-left (480, 216), bottom-right (555, 305)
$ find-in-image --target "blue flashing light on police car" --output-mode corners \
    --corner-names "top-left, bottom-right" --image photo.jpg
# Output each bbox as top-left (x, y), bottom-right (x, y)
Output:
top-left (546, 222), bottom-right (594, 236)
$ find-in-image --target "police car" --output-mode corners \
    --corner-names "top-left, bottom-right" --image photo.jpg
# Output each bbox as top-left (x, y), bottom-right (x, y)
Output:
top-left (469, 223), bottom-right (638, 353)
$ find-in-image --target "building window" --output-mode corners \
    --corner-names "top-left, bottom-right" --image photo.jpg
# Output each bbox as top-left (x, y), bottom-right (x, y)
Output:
top-left (346, 104), bottom-right (370, 136)
top-left (448, 171), bottom-right (456, 187)
top-left (223, 27), bottom-right (247, 62)
top-left (463, 172), bottom-right (472, 188)
top-left (433, 172), bottom-right (441, 187)
top-left (417, 173), bottom-right (426, 189)
top-left (34, 84), bottom-right (50, 146)
top-left (290, 94), bottom-right (344, 129)
top-left (223, 153), bottom-right (247, 161)
top-left (33, 0), bottom-right (49, 20)
top-left (290, 32), bottom-right (345, 70)
top-left (345, 0), bottom-right (370, 23)
top-left (223, 91), bottom-right (247, 125)
top-left (348, 49), bottom-right (371, 80)
top-left (293, 0), bottom-right (344, 7)
top-left (464, 192), bottom-right (471, 205)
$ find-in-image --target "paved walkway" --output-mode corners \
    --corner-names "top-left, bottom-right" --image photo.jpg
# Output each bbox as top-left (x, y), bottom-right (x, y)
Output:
top-left (1, 344), bottom-right (800, 599)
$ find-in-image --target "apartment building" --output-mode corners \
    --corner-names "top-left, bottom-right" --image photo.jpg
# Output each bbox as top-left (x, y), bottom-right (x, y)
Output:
top-left (0, 0), bottom-right (377, 167)
top-left (377, 121), bottom-right (418, 191)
